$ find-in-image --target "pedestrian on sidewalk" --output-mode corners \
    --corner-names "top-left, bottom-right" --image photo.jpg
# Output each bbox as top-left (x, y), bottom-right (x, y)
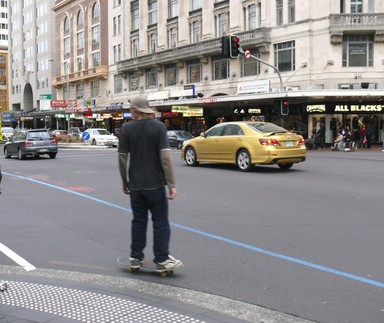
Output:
top-left (118, 96), bottom-right (182, 271)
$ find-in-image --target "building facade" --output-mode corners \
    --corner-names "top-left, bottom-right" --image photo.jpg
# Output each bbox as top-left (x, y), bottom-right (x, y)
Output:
top-left (5, 0), bottom-right (384, 144)
top-left (7, 0), bottom-right (57, 128)
top-left (0, 0), bottom-right (8, 117)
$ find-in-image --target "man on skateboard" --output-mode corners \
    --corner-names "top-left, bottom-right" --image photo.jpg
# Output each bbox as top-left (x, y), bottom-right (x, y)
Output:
top-left (118, 96), bottom-right (182, 272)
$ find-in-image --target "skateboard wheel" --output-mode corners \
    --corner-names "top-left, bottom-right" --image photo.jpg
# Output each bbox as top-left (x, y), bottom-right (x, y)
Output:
top-left (128, 267), bottom-right (139, 273)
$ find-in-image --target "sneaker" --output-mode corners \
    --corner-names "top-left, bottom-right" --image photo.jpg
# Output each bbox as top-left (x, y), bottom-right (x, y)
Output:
top-left (129, 257), bottom-right (143, 269)
top-left (156, 255), bottom-right (183, 271)
top-left (344, 148), bottom-right (350, 152)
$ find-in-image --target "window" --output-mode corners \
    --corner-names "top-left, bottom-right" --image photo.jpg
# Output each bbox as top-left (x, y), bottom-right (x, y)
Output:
top-left (217, 13), bottom-right (227, 37)
top-left (191, 20), bottom-right (200, 43)
top-left (77, 31), bottom-right (84, 50)
top-left (248, 4), bottom-right (257, 29)
top-left (149, 33), bottom-right (157, 53)
top-left (168, 0), bottom-right (178, 18)
top-left (129, 72), bottom-right (139, 91)
top-left (340, 0), bottom-right (345, 13)
top-left (148, 0), bottom-right (157, 25)
top-left (131, 2), bottom-right (139, 31)
top-left (114, 74), bottom-right (123, 93)
top-left (288, 0), bottom-right (295, 23)
top-left (91, 80), bottom-right (99, 97)
top-left (92, 2), bottom-right (100, 20)
top-left (187, 59), bottom-right (201, 83)
top-left (92, 51), bottom-right (100, 66)
top-left (76, 83), bottom-right (84, 99)
top-left (63, 38), bottom-right (70, 54)
top-left (212, 56), bottom-right (228, 81)
top-left (241, 49), bottom-right (260, 77)
top-left (276, 0), bottom-right (283, 25)
top-left (169, 27), bottom-right (177, 48)
top-left (113, 17), bottom-right (117, 36)
top-left (92, 25), bottom-right (100, 44)
top-left (191, 0), bottom-right (202, 11)
top-left (64, 16), bottom-right (70, 33)
top-left (351, 0), bottom-right (363, 13)
top-left (132, 38), bottom-right (139, 57)
top-left (77, 9), bottom-right (84, 28)
top-left (77, 57), bottom-right (83, 71)
top-left (165, 64), bottom-right (178, 86)
top-left (113, 44), bottom-right (122, 62)
top-left (342, 35), bottom-right (373, 67)
top-left (146, 67), bottom-right (157, 88)
top-left (274, 41), bottom-right (295, 72)
top-left (368, 0), bottom-right (375, 12)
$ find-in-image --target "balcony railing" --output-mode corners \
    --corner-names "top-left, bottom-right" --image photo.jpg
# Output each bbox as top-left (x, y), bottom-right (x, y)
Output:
top-left (52, 65), bottom-right (108, 88)
top-left (117, 28), bottom-right (271, 74)
top-left (329, 13), bottom-right (384, 43)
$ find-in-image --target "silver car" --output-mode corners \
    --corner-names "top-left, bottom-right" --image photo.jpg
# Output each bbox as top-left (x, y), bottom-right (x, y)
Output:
top-left (4, 129), bottom-right (58, 160)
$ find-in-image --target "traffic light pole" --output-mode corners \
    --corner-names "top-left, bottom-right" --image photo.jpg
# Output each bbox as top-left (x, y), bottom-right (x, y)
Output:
top-left (238, 47), bottom-right (288, 115)
top-left (238, 47), bottom-right (284, 92)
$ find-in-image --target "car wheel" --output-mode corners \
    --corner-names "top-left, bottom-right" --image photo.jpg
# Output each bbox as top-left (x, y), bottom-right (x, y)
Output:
top-left (237, 149), bottom-right (252, 172)
top-left (18, 149), bottom-right (25, 160)
top-left (278, 163), bottom-right (293, 170)
top-left (185, 147), bottom-right (199, 166)
top-left (4, 148), bottom-right (11, 159)
top-left (49, 152), bottom-right (57, 159)
top-left (177, 141), bottom-right (183, 150)
top-left (92, 139), bottom-right (97, 145)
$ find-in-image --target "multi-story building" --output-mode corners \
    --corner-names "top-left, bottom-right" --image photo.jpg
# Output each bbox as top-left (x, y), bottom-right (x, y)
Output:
top-left (113, 0), bottom-right (384, 143)
top-left (8, 0), bottom-right (57, 128)
top-left (0, 0), bottom-right (8, 117)
top-left (52, 0), bottom-right (109, 130)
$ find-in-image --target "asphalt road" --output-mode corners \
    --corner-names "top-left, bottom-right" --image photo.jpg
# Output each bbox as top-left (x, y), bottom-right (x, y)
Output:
top-left (1, 146), bottom-right (383, 323)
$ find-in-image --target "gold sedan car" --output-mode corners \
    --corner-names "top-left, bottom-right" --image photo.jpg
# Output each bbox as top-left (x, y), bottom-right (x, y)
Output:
top-left (181, 121), bottom-right (306, 171)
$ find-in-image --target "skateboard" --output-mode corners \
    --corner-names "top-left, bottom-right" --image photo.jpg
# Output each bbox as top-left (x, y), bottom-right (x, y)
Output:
top-left (117, 256), bottom-right (176, 277)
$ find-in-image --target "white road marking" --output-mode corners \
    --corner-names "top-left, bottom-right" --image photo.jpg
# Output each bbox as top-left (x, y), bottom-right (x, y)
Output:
top-left (0, 243), bottom-right (36, 271)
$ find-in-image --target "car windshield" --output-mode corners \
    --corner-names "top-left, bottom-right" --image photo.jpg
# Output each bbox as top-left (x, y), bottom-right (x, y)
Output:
top-left (96, 130), bottom-right (110, 135)
top-left (247, 123), bottom-right (287, 133)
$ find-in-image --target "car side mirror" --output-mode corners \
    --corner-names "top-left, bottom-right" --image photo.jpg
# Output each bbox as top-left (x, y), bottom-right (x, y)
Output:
top-left (200, 132), bottom-right (205, 137)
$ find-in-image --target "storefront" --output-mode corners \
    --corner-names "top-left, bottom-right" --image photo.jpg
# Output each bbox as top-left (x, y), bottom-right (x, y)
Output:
top-left (307, 103), bottom-right (384, 144)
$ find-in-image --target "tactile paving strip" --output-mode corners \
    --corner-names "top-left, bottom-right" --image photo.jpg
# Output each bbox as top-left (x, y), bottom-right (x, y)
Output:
top-left (0, 281), bottom-right (203, 322)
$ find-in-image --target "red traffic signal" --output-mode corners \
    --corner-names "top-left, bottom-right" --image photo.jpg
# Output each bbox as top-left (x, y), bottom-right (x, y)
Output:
top-left (230, 35), bottom-right (240, 58)
top-left (281, 99), bottom-right (289, 115)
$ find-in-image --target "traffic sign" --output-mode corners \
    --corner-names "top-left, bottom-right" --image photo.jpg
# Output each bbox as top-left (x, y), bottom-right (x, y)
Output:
top-left (244, 50), bottom-right (251, 59)
top-left (82, 132), bottom-right (90, 141)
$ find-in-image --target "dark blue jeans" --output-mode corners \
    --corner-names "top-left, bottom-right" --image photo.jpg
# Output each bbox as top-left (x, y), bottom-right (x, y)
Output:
top-left (129, 187), bottom-right (170, 264)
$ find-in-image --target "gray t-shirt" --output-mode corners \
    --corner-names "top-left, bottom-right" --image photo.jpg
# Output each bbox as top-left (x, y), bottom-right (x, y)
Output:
top-left (118, 118), bottom-right (169, 190)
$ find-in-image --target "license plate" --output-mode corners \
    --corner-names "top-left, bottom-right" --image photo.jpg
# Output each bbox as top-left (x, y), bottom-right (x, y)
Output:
top-left (38, 148), bottom-right (48, 152)
top-left (285, 141), bottom-right (294, 147)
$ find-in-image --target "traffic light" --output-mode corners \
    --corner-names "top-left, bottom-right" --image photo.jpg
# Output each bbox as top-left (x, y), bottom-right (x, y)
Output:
top-left (281, 99), bottom-right (289, 115)
top-left (230, 35), bottom-right (240, 58)
top-left (221, 36), bottom-right (230, 58)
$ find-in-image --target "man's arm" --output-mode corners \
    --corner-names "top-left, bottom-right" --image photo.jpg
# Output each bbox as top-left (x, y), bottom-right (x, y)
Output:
top-left (118, 153), bottom-right (130, 195)
top-left (160, 149), bottom-right (176, 200)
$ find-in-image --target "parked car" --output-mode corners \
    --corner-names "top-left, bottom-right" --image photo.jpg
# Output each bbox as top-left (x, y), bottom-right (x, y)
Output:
top-left (52, 130), bottom-right (71, 139)
top-left (4, 129), bottom-right (58, 160)
top-left (67, 127), bottom-right (83, 137)
top-left (181, 121), bottom-right (306, 172)
top-left (167, 130), bottom-right (194, 149)
top-left (1, 127), bottom-right (15, 141)
top-left (82, 128), bottom-right (118, 147)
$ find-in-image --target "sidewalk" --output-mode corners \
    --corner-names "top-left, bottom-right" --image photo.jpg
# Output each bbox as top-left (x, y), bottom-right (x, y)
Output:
top-left (0, 266), bottom-right (313, 323)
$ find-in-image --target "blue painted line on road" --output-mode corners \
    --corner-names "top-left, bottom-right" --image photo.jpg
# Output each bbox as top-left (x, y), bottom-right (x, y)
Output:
top-left (4, 171), bottom-right (384, 289)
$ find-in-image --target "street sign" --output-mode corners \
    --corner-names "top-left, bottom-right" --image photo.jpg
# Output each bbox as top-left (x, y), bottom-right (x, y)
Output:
top-left (82, 132), bottom-right (90, 141)
top-left (244, 50), bottom-right (251, 59)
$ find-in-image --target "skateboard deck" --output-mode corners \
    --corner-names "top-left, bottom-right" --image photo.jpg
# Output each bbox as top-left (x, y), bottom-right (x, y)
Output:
top-left (117, 256), bottom-right (176, 277)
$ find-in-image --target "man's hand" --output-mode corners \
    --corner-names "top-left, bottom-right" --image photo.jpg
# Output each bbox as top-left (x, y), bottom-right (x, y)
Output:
top-left (123, 186), bottom-right (130, 195)
top-left (168, 187), bottom-right (177, 200)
